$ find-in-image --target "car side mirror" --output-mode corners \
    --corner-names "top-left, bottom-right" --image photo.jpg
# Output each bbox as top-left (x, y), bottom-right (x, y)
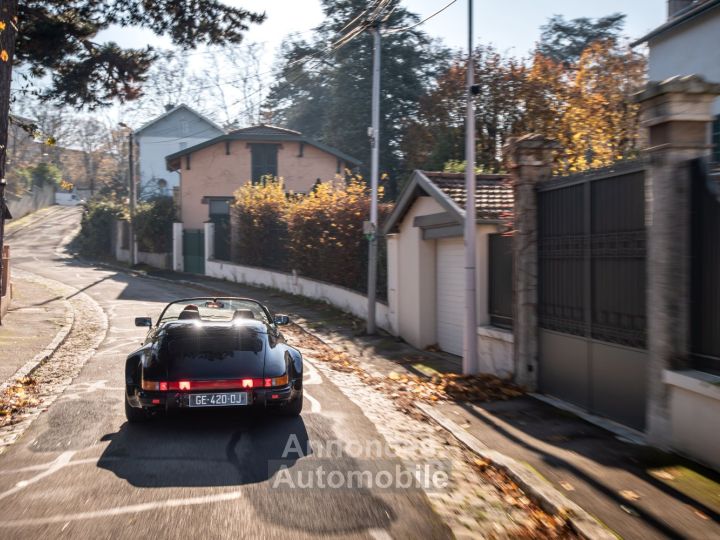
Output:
top-left (274, 315), bottom-right (290, 326)
top-left (135, 317), bottom-right (152, 327)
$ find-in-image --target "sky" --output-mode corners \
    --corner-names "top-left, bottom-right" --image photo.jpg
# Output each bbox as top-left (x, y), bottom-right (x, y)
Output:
top-left (100, 0), bottom-right (666, 60)
top-left (95, 0), bottom-right (667, 123)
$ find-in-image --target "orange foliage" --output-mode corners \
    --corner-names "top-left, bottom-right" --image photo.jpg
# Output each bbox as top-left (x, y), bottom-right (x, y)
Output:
top-left (231, 177), bottom-right (392, 294)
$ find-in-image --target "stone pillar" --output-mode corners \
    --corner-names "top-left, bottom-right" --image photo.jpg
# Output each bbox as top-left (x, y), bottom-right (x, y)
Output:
top-left (635, 75), bottom-right (720, 445)
top-left (504, 135), bottom-right (560, 391)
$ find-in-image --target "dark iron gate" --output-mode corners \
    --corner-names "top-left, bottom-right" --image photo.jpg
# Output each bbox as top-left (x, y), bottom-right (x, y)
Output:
top-left (183, 229), bottom-right (205, 274)
top-left (537, 162), bottom-right (648, 430)
top-left (690, 159), bottom-right (720, 374)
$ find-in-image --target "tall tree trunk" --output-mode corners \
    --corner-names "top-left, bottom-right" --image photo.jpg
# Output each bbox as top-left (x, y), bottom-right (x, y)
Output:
top-left (0, 0), bottom-right (18, 319)
top-left (0, 0), bottom-right (18, 182)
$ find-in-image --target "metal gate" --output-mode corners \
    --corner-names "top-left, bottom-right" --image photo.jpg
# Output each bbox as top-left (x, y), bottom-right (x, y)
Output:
top-left (690, 159), bottom-right (720, 374)
top-left (183, 229), bottom-right (205, 275)
top-left (537, 162), bottom-right (648, 430)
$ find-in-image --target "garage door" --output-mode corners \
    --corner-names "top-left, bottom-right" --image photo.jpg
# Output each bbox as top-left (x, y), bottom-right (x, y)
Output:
top-left (436, 238), bottom-right (465, 356)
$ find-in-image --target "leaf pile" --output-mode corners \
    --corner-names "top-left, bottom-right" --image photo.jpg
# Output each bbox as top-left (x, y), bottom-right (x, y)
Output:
top-left (477, 464), bottom-right (579, 539)
top-left (0, 377), bottom-right (39, 427)
top-left (284, 324), bottom-right (524, 413)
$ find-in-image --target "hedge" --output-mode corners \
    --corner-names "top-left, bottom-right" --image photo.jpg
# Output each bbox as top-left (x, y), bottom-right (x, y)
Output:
top-left (230, 178), bottom-right (391, 297)
top-left (134, 196), bottom-right (177, 253)
top-left (76, 199), bottom-right (126, 258)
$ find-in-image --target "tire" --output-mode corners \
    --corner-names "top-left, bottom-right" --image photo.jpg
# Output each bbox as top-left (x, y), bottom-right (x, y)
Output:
top-left (279, 390), bottom-right (303, 417)
top-left (125, 393), bottom-right (150, 423)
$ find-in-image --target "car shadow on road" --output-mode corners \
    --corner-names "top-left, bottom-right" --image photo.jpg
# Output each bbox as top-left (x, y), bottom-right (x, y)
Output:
top-left (97, 410), bottom-right (398, 536)
top-left (97, 409), bottom-right (311, 488)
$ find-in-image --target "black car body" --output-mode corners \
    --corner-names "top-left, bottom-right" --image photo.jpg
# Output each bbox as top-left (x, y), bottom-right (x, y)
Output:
top-left (124, 297), bottom-right (303, 422)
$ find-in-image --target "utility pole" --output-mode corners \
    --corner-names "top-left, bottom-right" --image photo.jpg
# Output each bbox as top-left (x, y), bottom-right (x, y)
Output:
top-left (463, 0), bottom-right (478, 374)
top-left (119, 123), bottom-right (136, 266)
top-left (366, 24), bottom-right (381, 335)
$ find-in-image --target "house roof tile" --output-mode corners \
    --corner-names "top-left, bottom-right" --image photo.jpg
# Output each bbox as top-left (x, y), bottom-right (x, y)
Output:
top-left (423, 172), bottom-right (513, 221)
top-left (381, 170), bottom-right (513, 235)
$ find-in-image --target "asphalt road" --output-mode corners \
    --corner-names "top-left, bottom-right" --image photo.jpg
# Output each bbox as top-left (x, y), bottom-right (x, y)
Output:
top-left (0, 206), bottom-right (451, 539)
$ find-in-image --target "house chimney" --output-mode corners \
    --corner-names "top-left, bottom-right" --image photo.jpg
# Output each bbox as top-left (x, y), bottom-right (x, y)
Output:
top-left (668, 0), bottom-right (695, 18)
top-left (164, 103), bottom-right (175, 112)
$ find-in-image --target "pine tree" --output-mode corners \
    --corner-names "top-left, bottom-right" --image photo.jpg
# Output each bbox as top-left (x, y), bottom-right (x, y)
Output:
top-left (265, 0), bottom-right (447, 197)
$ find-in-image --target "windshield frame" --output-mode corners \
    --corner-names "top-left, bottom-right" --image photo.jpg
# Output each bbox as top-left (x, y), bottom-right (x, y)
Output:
top-left (156, 297), bottom-right (273, 326)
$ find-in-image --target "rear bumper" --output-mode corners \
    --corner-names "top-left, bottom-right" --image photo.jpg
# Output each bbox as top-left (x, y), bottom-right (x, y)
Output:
top-left (129, 385), bottom-right (296, 411)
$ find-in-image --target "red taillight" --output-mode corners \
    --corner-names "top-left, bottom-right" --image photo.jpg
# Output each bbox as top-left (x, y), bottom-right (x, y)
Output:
top-left (141, 380), bottom-right (168, 392)
top-left (151, 399), bottom-right (161, 405)
top-left (271, 394), bottom-right (279, 399)
top-left (165, 379), bottom-right (264, 391)
top-left (265, 374), bottom-right (289, 387)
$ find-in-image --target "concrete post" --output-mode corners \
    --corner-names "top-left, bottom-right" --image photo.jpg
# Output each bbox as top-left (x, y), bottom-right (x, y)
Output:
top-left (172, 223), bottom-right (184, 272)
top-left (504, 134), bottom-right (560, 391)
top-left (204, 222), bottom-right (215, 264)
top-left (635, 75), bottom-right (720, 445)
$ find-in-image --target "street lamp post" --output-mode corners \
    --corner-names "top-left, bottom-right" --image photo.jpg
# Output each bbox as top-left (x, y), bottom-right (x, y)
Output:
top-left (366, 24), bottom-right (381, 335)
top-left (463, 0), bottom-right (478, 374)
top-left (119, 123), bottom-right (136, 266)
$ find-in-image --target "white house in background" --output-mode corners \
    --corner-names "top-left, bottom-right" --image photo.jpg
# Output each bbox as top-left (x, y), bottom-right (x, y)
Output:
top-left (382, 171), bottom-right (515, 377)
top-left (633, 0), bottom-right (720, 160)
top-left (134, 104), bottom-right (224, 198)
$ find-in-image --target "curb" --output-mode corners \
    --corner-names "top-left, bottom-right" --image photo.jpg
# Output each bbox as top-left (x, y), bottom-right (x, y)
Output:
top-left (415, 402), bottom-right (616, 540)
top-left (0, 275), bottom-right (75, 393)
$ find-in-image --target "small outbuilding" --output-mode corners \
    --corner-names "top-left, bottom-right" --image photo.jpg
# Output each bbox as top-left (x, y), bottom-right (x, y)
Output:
top-left (383, 170), bottom-right (514, 376)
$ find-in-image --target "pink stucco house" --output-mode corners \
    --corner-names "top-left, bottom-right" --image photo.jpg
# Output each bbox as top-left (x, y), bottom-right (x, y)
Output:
top-left (165, 124), bottom-right (361, 231)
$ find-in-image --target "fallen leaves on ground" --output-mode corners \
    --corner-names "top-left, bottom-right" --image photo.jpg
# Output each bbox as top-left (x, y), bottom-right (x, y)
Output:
top-left (619, 489), bottom-right (641, 501)
top-left (479, 465), bottom-right (579, 539)
top-left (284, 323), bottom-right (524, 417)
top-left (0, 377), bottom-right (39, 427)
top-left (284, 323), bottom-right (577, 538)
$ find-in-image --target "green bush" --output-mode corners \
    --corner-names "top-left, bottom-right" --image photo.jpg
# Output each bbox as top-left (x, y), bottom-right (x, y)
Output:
top-left (76, 199), bottom-right (126, 258)
top-left (134, 196), bottom-right (177, 253)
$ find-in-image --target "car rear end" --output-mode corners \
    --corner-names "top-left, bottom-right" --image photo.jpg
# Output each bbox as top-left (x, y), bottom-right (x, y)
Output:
top-left (131, 322), bottom-right (298, 414)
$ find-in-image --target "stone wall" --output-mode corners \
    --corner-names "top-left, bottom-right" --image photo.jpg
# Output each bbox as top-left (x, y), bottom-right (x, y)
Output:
top-left (6, 184), bottom-right (55, 220)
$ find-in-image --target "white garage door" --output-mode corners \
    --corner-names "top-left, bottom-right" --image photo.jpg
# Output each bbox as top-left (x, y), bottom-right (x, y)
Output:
top-left (436, 238), bottom-right (466, 356)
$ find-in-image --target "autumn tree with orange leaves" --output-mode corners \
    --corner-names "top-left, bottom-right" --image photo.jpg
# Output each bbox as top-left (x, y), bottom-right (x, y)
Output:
top-left (403, 38), bottom-right (645, 176)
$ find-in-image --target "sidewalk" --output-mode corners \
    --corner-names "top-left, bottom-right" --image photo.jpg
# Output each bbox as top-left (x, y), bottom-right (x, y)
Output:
top-left (0, 275), bottom-right (72, 384)
top-left (135, 267), bottom-right (720, 539)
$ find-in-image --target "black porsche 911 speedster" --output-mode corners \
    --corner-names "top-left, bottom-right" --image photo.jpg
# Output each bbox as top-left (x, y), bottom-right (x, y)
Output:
top-left (124, 297), bottom-right (303, 422)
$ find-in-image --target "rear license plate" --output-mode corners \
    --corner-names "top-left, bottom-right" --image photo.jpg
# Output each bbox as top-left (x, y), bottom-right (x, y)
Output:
top-left (188, 392), bottom-right (248, 408)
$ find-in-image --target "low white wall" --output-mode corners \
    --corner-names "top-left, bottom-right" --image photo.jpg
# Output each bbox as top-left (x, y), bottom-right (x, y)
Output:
top-left (206, 259), bottom-right (395, 333)
top-left (477, 326), bottom-right (514, 378)
top-left (137, 251), bottom-right (171, 269)
top-left (6, 184), bottom-right (55, 220)
top-left (664, 370), bottom-right (720, 471)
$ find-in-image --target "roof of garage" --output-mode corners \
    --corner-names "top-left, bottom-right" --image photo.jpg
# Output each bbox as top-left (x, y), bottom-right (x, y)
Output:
top-left (382, 170), bottom-right (512, 235)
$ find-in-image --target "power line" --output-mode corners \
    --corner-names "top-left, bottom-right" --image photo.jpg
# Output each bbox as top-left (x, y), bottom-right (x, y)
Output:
top-left (385, 0), bottom-right (457, 34)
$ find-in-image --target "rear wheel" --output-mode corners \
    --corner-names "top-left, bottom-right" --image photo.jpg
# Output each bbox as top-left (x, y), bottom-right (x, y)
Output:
top-left (279, 390), bottom-right (303, 417)
top-left (125, 393), bottom-right (150, 423)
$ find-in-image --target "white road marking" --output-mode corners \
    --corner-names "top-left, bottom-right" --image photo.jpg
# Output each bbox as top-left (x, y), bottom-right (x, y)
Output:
top-left (0, 451), bottom-right (75, 501)
top-left (0, 490), bottom-right (244, 527)
top-left (304, 390), bottom-right (321, 413)
top-left (303, 360), bottom-right (323, 385)
top-left (368, 529), bottom-right (393, 540)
